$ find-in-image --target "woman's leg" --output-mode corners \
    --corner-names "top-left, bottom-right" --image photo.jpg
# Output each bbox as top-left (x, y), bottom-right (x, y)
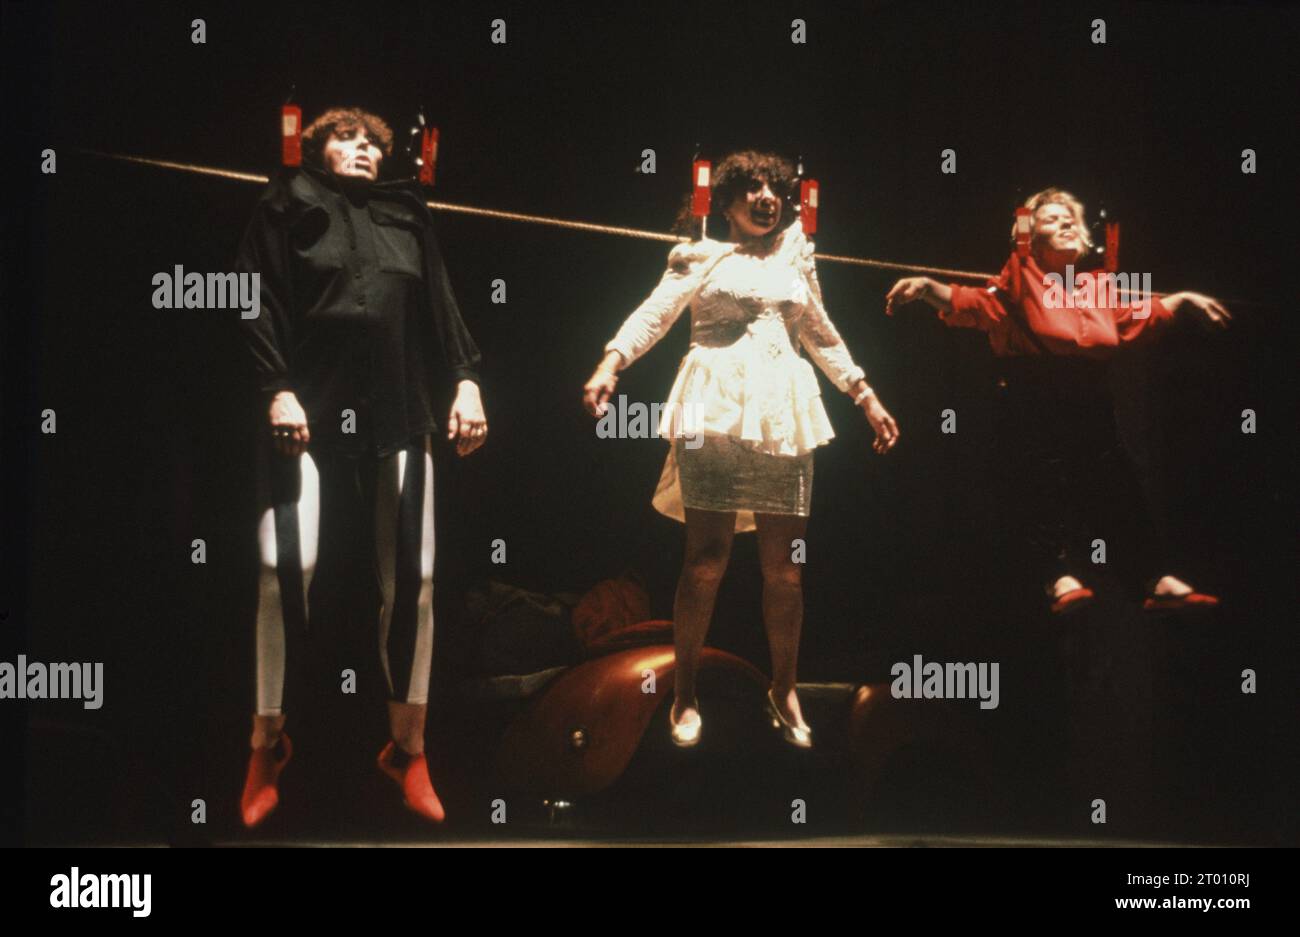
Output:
top-left (387, 701), bottom-right (427, 755)
top-left (1095, 442), bottom-right (1201, 599)
top-left (242, 444), bottom-right (318, 827)
top-left (370, 436), bottom-right (436, 753)
top-left (672, 507), bottom-right (736, 722)
top-left (755, 511), bottom-right (810, 729)
top-left (251, 446), bottom-right (319, 744)
top-left (995, 374), bottom-right (1080, 598)
top-left (250, 714), bottom-right (287, 749)
top-left (368, 436), bottom-right (445, 822)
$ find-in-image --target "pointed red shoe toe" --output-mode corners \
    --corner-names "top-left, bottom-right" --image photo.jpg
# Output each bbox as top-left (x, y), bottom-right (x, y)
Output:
top-left (1143, 591), bottom-right (1221, 612)
top-left (1050, 587), bottom-right (1095, 616)
top-left (377, 742), bottom-right (446, 824)
top-left (241, 733), bottom-right (292, 829)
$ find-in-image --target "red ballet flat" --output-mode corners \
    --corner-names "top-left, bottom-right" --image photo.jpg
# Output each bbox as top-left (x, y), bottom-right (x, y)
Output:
top-left (1143, 591), bottom-right (1220, 612)
top-left (240, 733), bottom-right (293, 829)
top-left (377, 742), bottom-right (446, 824)
top-left (1050, 587), bottom-right (1095, 616)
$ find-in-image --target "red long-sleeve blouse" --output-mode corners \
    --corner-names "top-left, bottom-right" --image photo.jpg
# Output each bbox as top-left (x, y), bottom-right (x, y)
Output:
top-left (943, 252), bottom-right (1172, 358)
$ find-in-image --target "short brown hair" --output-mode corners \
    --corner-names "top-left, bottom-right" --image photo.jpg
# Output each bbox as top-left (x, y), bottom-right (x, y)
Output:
top-left (301, 107), bottom-right (394, 170)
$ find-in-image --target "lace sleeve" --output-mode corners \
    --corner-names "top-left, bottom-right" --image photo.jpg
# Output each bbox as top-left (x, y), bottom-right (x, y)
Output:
top-left (605, 241), bottom-right (719, 368)
top-left (794, 236), bottom-right (866, 393)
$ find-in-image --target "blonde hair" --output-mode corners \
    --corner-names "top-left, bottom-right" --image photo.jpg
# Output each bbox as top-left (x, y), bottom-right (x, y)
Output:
top-left (1012, 187), bottom-right (1094, 251)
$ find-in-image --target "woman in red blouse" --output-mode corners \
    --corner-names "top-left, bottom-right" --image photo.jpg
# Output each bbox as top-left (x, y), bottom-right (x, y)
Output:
top-left (885, 188), bottom-right (1229, 614)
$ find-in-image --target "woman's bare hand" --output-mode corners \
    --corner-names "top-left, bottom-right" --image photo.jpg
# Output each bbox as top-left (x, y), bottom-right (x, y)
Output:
top-left (583, 367), bottom-right (619, 418)
top-left (862, 394), bottom-right (900, 454)
top-left (885, 276), bottom-right (932, 316)
top-left (269, 390), bottom-right (310, 456)
top-left (1165, 291), bottom-right (1232, 329)
top-left (447, 380), bottom-right (488, 456)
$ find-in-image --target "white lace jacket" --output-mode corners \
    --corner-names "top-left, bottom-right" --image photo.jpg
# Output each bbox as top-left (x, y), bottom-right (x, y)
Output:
top-left (605, 224), bottom-right (865, 458)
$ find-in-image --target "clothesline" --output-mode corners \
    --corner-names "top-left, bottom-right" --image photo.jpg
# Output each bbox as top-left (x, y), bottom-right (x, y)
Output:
top-left (74, 149), bottom-right (1205, 299)
top-left (73, 149), bottom-right (999, 283)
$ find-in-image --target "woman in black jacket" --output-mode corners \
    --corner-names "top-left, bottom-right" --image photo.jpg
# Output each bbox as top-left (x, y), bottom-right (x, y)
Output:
top-left (234, 107), bottom-right (486, 827)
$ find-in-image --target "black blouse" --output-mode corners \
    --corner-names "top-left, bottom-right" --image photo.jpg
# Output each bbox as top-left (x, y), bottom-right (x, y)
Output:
top-left (235, 166), bottom-right (481, 456)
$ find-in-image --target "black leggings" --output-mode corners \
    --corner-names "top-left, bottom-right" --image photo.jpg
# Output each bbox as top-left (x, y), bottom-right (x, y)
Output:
top-left (993, 357), bottom-right (1167, 593)
top-left (252, 435), bottom-right (436, 716)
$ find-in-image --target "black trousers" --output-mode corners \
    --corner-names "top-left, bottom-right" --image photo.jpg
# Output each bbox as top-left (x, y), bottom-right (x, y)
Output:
top-left (993, 356), bottom-right (1168, 594)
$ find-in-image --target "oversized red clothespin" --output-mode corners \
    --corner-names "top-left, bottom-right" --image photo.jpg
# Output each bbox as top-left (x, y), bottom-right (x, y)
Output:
top-left (1014, 206), bottom-right (1032, 258)
top-left (281, 105), bottom-right (302, 167)
top-left (418, 127), bottom-right (439, 187)
top-left (1104, 221), bottom-right (1120, 274)
top-left (800, 179), bottom-right (819, 235)
top-left (691, 160), bottom-right (711, 217)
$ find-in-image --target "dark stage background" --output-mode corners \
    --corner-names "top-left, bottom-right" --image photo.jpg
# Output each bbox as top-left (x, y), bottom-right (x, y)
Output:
top-left (4, 0), bottom-right (1297, 844)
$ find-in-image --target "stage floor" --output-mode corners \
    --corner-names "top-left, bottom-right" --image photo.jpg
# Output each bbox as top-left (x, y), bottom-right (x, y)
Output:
top-left (217, 834), bottom-right (1202, 848)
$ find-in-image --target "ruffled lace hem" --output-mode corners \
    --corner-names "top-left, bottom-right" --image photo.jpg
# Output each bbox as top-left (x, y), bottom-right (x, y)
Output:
top-left (648, 337), bottom-right (836, 534)
top-left (654, 342), bottom-right (836, 458)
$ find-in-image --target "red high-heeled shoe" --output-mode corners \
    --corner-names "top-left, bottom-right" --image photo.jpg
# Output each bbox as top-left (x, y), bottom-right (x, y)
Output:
top-left (1143, 591), bottom-right (1220, 612)
top-left (240, 733), bottom-right (293, 829)
top-left (377, 742), bottom-right (446, 824)
top-left (1050, 587), bottom-right (1095, 616)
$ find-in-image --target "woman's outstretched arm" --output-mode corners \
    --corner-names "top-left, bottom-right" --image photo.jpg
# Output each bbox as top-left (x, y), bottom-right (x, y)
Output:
top-left (797, 241), bottom-right (899, 453)
top-left (584, 241), bottom-right (718, 417)
top-left (885, 276), bottom-right (953, 316)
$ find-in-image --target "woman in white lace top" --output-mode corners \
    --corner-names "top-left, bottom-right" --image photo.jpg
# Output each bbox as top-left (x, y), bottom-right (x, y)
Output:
top-left (583, 151), bottom-right (899, 749)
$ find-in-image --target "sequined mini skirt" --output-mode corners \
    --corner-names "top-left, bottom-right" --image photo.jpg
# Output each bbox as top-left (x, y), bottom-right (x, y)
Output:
top-left (673, 433), bottom-right (812, 517)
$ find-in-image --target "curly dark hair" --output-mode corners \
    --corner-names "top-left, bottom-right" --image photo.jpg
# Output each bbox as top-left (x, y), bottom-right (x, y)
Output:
top-left (301, 107), bottom-right (394, 171)
top-left (673, 149), bottom-right (800, 238)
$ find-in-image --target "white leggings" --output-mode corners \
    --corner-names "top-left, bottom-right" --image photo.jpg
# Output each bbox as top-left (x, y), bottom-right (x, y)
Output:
top-left (253, 436), bottom-right (436, 717)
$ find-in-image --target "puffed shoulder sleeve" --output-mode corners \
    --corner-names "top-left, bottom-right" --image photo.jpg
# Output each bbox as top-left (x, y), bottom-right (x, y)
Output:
top-left (792, 230), bottom-right (866, 394)
top-left (604, 240), bottom-right (720, 368)
top-left (941, 252), bottom-right (1015, 331)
